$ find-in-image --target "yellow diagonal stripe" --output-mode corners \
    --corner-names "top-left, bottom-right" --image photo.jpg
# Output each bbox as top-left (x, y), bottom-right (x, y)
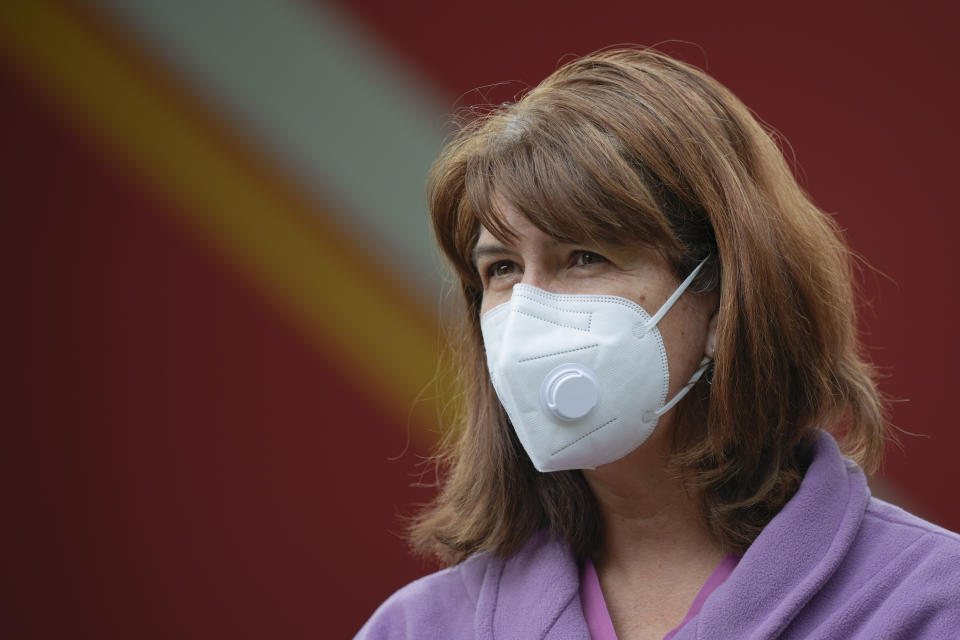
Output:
top-left (0, 0), bottom-right (452, 437)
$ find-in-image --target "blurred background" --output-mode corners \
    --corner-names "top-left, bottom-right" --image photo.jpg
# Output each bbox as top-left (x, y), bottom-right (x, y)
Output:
top-left (1, 1), bottom-right (958, 637)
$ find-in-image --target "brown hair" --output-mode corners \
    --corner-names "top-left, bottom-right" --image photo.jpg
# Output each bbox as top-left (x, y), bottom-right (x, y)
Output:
top-left (411, 47), bottom-right (886, 563)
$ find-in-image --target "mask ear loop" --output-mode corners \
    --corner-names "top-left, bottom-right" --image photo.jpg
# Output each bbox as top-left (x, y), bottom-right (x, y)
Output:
top-left (644, 256), bottom-right (709, 331)
top-left (640, 255), bottom-right (713, 422)
top-left (652, 355), bottom-right (713, 419)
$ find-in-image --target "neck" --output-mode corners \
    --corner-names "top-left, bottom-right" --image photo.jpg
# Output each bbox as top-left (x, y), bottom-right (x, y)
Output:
top-left (581, 425), bottom-right (727, 639)
top-left (583, 425), bottom-right (723, 574)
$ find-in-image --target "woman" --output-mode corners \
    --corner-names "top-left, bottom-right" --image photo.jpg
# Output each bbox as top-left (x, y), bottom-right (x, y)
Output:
top-left (357, 48), bottom-right (960, 639)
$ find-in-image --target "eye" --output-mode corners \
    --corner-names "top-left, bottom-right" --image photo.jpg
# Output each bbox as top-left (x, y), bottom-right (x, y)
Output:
top-left (573, 251), bottom-right (608, 267)
top-left (486, 260), bottom-right (519, 280)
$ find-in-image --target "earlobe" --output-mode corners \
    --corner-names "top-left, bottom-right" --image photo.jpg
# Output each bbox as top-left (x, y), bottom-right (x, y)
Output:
top-left (705, 310), bottom-right (719, 358)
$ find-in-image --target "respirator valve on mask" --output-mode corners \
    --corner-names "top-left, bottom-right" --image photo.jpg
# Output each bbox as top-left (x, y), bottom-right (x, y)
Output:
top-left (540, 363), bottom-right (601, 421)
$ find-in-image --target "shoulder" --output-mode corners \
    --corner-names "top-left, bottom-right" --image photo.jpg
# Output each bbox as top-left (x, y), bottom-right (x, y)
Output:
top-left (859, 496), bottom-right (960, 589)
top-left (863, 495), bottom-right (960, 546)
top-left (355, 531), bottom-right (583, 639)
top-left (837, 496), bottom-right (960, 636)
top-left (354, 552), bottom-right (498, 640)
top-left (717, 434), bottom-right (960, 639)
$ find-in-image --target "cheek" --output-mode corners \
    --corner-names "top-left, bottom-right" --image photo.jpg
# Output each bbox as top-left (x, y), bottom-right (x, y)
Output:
top-left (660, 302), bottom-right (710, 384)
top-left (479, 291), bottom-right (510, 316)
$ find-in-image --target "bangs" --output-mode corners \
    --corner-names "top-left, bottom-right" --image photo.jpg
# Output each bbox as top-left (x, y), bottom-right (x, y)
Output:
top-left (461, 104), bottom-right (683, 263)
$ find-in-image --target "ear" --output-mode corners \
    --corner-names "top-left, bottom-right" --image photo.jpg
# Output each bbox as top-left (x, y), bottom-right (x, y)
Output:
top-left (705, 309), bottom-right (719, 358)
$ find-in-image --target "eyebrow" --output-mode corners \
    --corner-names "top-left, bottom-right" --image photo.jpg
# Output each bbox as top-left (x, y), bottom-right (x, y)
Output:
top-left (471, 243), bottom-right (520, 266)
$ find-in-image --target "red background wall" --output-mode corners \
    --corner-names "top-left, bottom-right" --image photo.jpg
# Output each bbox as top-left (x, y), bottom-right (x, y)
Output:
top-left (2, 1), bottom-right (958, 638)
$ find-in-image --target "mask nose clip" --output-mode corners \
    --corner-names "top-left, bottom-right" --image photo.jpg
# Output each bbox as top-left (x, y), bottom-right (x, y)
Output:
top-left (540, 363), bottom-right (601, 421)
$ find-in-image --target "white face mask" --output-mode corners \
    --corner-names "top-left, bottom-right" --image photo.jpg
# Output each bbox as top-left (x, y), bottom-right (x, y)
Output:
top-left (480, 259), bottom-right (711, 472)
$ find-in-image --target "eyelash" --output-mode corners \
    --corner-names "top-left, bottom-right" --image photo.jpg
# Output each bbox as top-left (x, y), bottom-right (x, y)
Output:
top-left (573, 251), bottom-right (607, 267)
top-left (482, 251), bottom-right (608, 281)
top-left (486, 261), bottom-right (517, 279)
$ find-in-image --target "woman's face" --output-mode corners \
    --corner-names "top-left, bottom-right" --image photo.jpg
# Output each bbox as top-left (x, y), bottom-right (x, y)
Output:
top-left (474, 202), bottom-right (718, 408)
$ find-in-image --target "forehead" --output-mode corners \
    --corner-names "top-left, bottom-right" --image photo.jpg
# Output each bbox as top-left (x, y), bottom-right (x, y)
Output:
top-left (475, 201), bottom-right (541, 243)
top-left (473, 203), bottom-right (668, 274)
top-left (472, 195), bottom-right (612, 257)
top-left (472, 205), bottom-right (549, 266)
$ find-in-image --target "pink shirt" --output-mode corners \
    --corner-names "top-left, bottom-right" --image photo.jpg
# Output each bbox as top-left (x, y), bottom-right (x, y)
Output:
top-left (579, 554), bottom-right (740, 640)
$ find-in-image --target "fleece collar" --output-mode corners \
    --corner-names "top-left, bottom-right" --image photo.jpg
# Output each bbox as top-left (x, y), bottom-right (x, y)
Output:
top-left (476, 431), bottom-right (869, 640)
top-left (672, 431), bottom-right (869, 639)
top-left (476, 529), bottom-right (588, 639)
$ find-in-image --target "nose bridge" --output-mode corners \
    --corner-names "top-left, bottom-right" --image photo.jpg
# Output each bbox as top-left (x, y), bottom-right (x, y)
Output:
top-left (520, 268), bottom-right (547, 290)
top-left (520, 259), bottom-right (560, 293)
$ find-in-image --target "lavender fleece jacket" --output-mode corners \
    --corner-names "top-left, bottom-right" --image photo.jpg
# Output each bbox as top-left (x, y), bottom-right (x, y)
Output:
top-left (357, 432), bottom-right (960, 638)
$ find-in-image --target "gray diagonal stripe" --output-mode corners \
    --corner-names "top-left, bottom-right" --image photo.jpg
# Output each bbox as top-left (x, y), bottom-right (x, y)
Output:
top-left (90, 0), bottom-right (452, 309)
